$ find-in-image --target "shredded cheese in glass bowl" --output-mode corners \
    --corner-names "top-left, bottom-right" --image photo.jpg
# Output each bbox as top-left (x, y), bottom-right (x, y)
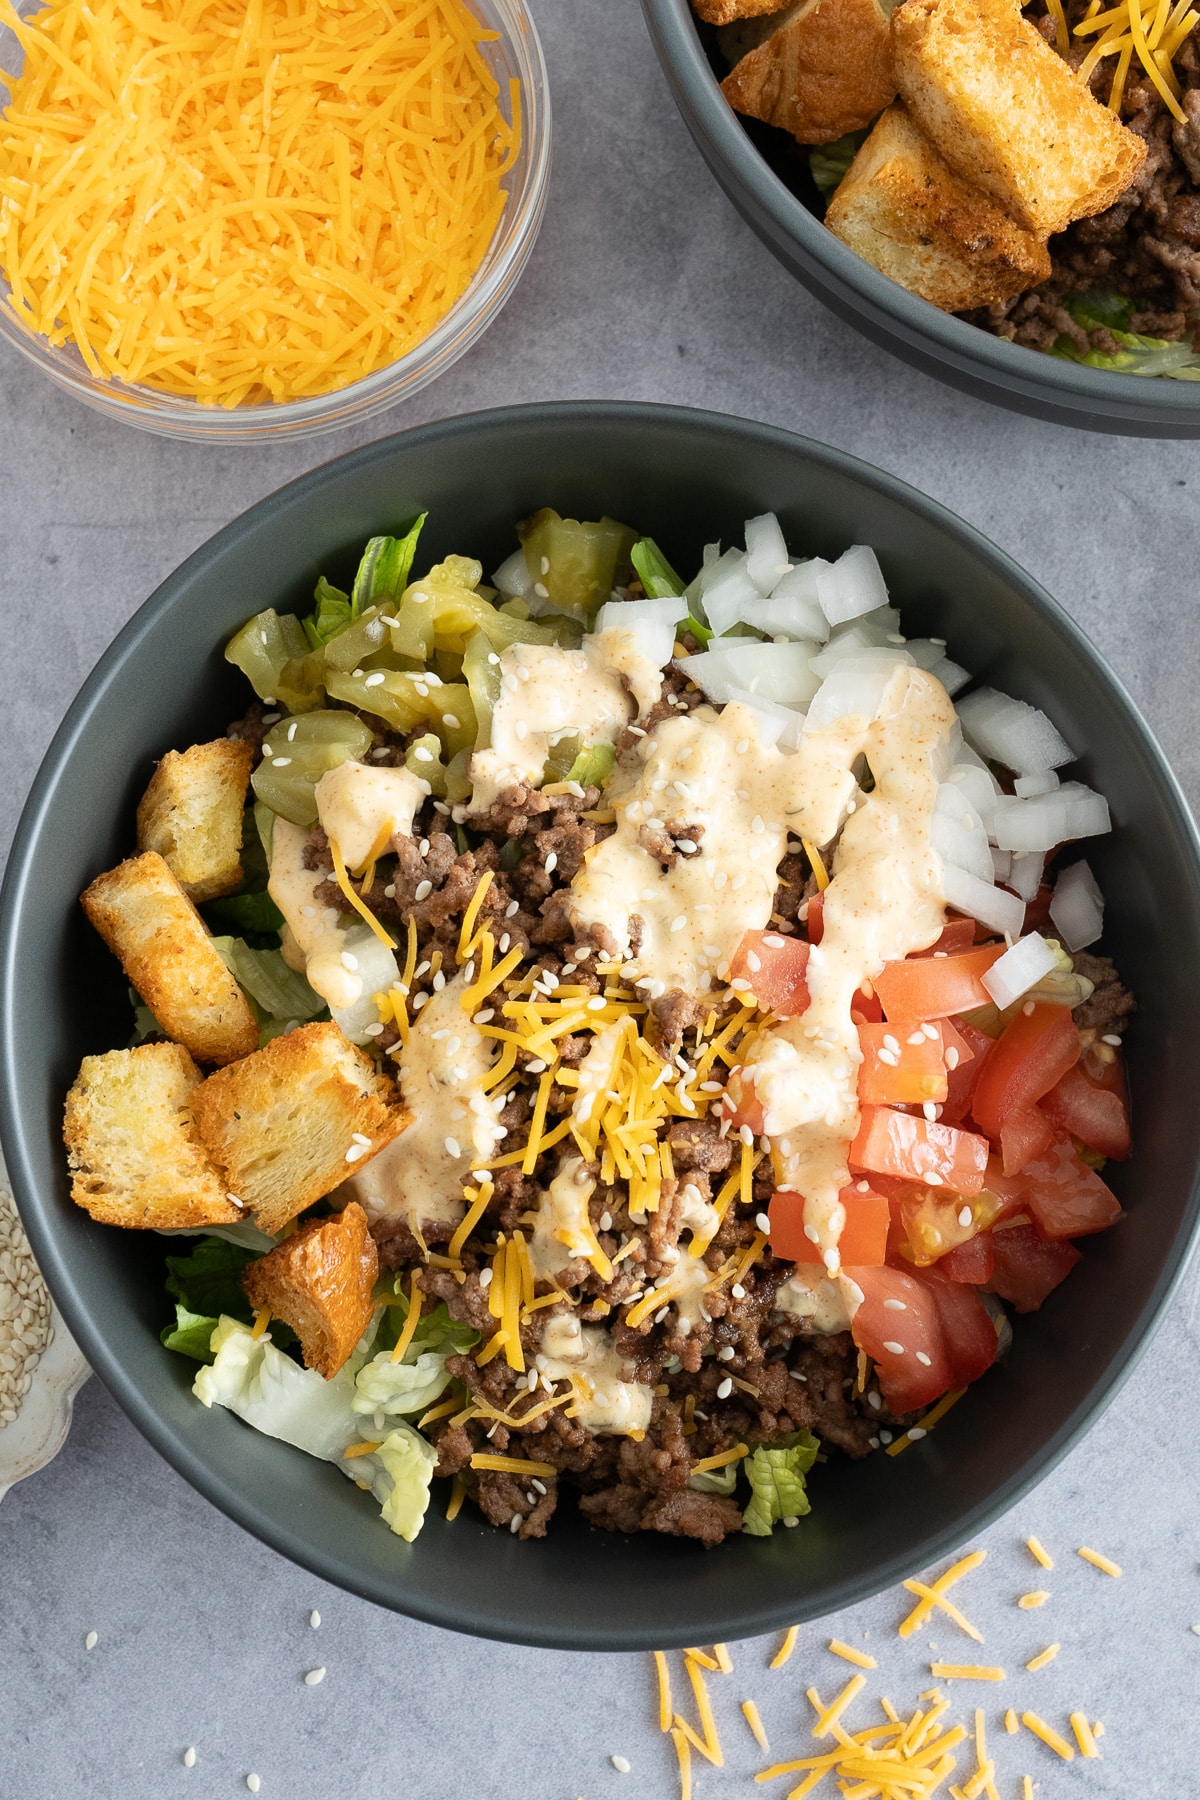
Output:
top-left (0, 0), bottom-right (550, 440)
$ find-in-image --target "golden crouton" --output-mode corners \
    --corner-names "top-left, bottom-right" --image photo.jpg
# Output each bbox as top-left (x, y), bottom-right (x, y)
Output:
top-left (63, 1043), bottom-right (241, 1230)
top-left (721, 0), bottom-right (896, 146)
top-left (188, 1022), bottom-right (409, 1236)
top-left (826, 103), bottom-right (1052, 310)
top-left (242, 1201), bottom-right (379, 1379)
top-left (82, 852), bottom-right (259, 1066)
top-left (136, 738), bottom-right (254, 903)
top-left (892, 0), bottom-right (1146, 234)
top-left (694, 0), bottom-right (789, 27)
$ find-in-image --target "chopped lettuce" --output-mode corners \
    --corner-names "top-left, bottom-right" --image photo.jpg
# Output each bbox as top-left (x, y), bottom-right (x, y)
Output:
top-left (129, 986), bottom-right (160, 1043)
top-left (631, 537), bottom-right (685, 599)
top-left (741, 1430), bottom-right (820, 1536)
top-left (162, 1235), bottom-right (294, 1358)
top-left (350, 513), bottom-right (427, 613)
top-left (564, 741), bottom-right (616, 789)
top-left (1050, 291), bottom-right (1200, 378)
top-left (161, 1303), bottom-right (223, 1362)
top-left (211, 936), bottom-right (326, 1027)
top-left (302, 576), bottom-right (353, 650)
top-left (688, 1461), bottom-right (740, 1496)
top-left (353, 1350), bottom-right (456, 1419)
top-left (338, 1424), bottom-right (438, 1541)
top-left (201, 890), bottom-right (284, 940)
top-left (810, 130), bottom-right (868, 203)
top-left (374, 1282), bottom-right (480, 1360)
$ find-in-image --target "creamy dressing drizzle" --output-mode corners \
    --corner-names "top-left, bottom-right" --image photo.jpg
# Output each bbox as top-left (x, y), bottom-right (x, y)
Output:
top-left (314, 760), bottom-right (425, 871)
top-left (741, 666), bottom-right (955, 1262)
top-left (341, 972), bottom-right (499, 1230)
top-left (568, 700), bottom-right (857, 997)
top-left (535, 1312), bottom-right (653, 1435)
top-left (773, 1268), bottom-right (857, 1335)
top-left (528, 1156), bottom-right (595, 1281)
top-left (467, 639), bottom-right (640, 814)
top-left (268, 818), bottom-right (364, 1009)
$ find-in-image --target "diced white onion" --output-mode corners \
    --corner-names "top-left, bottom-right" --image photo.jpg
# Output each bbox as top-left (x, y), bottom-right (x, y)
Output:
top-left (928, 656), bottom-right (971, 697)
top-left (932, 783), bottom-right (994, 882)
top-left (757, 560), bottom-right (832, 640)
top-left (1049, 859), bottom-right (1105, 952)
top-left (744, 513), bottom-right (792, 595)
top-left (941, 864), bottom-right (1026, 938)
top-left (1007, 851), bottom-right (1045, 903)
top-left (695, 548), bottom-right (760, 634)
top-left (1014, 769), bottom-right (1060, 798)
top-left (329, 926), bottom-right (399, 1045)
top-left (815, 545), bottom-right (890, 627)
top-left (990, 846), bottom-right (1012, 882)
top-left (810, 641), bottom-right (912, 677)
top-left (981, 932), bottom-right (1058, 1009)
top-left (602, 614), bottom-right (677, 677)
top-left (803, 663), bottom-right (897, 733)
top-left (681, 641), bottom-right (821, 708)
top-left (991, 783), bottom-right (1111, 854)
top-left (944, 762), bottom-right (1004, 836)
top-left (957, 687), bottom-right (1074, 775)
top-left (493, 548), bottom-right (533, 601)
top-left (722, 688), bottom-right (806, 751)
top-left (594, 596), bottom-right (686, 633)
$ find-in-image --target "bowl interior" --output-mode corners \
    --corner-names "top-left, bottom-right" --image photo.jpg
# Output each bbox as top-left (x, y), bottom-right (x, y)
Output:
top-left (4, 403), bottom-right (1199, 1649)
top-left (0, 0), bottom-right (550, 441)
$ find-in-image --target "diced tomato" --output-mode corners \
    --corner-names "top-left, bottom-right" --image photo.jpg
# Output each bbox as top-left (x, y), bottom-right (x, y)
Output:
top-left (970, 1004), bottom-right (1081, 1143)
top-left (891, 1182), bottom-right (1011, 1266)
top-left (807, 889), bottom-right (824, 945)
top-left (1041, 1061), bottom-right (1131, 1161)
top-left (988, 1222), bottom-right (1081, 1312)
top-left (1023, 884), bottom-right (1056, 934)
top-left (850, 1105), bottom-right (989, 1194)
top-left (850, 1263), bottom-right (998, 1409)
top-left (914, 918), bottom-right (980, 956)
top-left (938, 1232), bottom-right (995, 1285)
top-left (1018, 1132), bottom-right (1123, 1239)
top-left (770, 1186), bottom-right (889, 1267)
top-left (723, 1070), bottom-right (764, 1136)
top-left (852, 986), bottom-right (884, 1025)
top-left (729, 930), bottom-right (810, 1017)
top-left (874, 945), bottom-right (1005, 1023)
top-left (858, 1021), bottom-right (949, 1107)
top-left (848, 1266), bottom-right (954, 1411)
top-left (940, 1021), bottom-right (994, 1125)
top-left (999, 1105), bottom-right (1057, 1176)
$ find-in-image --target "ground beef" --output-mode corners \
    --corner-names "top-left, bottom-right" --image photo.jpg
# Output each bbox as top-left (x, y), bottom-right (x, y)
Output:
top-left (666, 1115), bottom-right (734, 1175)
top-left (646, 987), bottom-right (705, 1052)
top-left (1072, 952), bottom-right (1137, 1037)
top-left (966, 19), bottom-right (1200, 347)
top-left (225, 699), bottom-right (274, 754)
top-left (773, 852), bottom-right (818, 932)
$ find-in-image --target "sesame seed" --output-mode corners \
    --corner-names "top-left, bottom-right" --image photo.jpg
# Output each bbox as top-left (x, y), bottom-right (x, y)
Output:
top-left (957, 1206), bottom-right (973, 1228)
top-left (731, 1283), bottom-right (746, 1299)
top-left (755, 1211), bottom-right (771, 1233)
top-left (907, 1031), bottom-right (927, 1047)
top-left (717, 1377), bottom-right (734, 1399)
top-left (921, 1023), bottom-right (939, 1040)
top-left (509, 1514), bottom-right (521, 1533)
top-left (533, 582), bottom-right (550, 599)
top-left (879, 1429), bottom-right (893, 1444)
top-left (351, 1131), bottom-right (371, 1146)
top-left (310, 1610), bottom-right (321, 1628)
top-left (344, 1144), bottom-right (367, 1163)
top-left (751, 815), bottom-right (765, 834)
top-left (804, 1224), bottom-right (819, 1243)
top-left (505, 899), bottom-right (520, 917)
top-left (867, 1391), bottom-right (881, 1409)
top-left (364, 672), bottom-right (386, 688)
top-left (915, 1352), bottom-right (932, 1367)
top-left (183, 1747), bottom-right (197, 1768)
top-left (544, 852), bottom-right (558, 873)
top-left (1023, 1000), bottom-right (1035, 1016)
top-left (479, 1268), bottom-right (493, 1289)
top-left (415, 879), bottom-right (433, 901)
top-left (823, 1247), bottom-right (840, 1273)
top-left (271, 755), bottom-right (292, 768)
top-left (717, 1345), bottom-right (735, 1361)
top-left (473, 1008), bottom-right (495, 1024)
top-left (611, 1756), bottom-right (631, 1774)
top-left (927, 1171), bottom-right (943, 1186)
top-left (877, 1048), bottom-right (898, 1066)
top-left (882, 1341), bottom-right (905, 1355)
top-left (739, 1124), bottom-right (754, 1146)
top-left (445, 1137), bottom-right (462, 1158)
top-left (923, 1102), bottom-right (940, 1122)
top-left (783, 1515), bottom-right (800, 1528)
top-left (945, 1046), bottom-right (960, 1069)
top-left (84, 1631), bottom-right (98, 1651)
top-left (304, 1667), bottom-right (326, 1686)
top-left (340, 950), bottom-right (359, 971)
top-left (246, 1778), bottom-right (261, 1795)
top-left (907, 1426), bottom-right (927, 1440)
top-left (882, 1034), bottom-right (900, 1053)
top-left (883, 1297), bottom-right (907, 1311)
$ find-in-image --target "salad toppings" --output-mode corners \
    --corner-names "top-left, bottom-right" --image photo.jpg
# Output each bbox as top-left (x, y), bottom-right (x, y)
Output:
top-left (64, 504), bottom-right (1132, 1548)
top-left (0, 0), bottom-right (520, 406)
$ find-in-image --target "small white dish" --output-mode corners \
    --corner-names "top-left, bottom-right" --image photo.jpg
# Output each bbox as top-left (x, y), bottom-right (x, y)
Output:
top-left (0, 1171), bottom-right (89, 1504)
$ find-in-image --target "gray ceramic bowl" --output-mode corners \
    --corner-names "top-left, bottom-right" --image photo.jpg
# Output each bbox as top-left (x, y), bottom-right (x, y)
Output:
top-left (642, 0), bottom-right (1200, 438)
top-left (3, 403), bottom-right (1199, 1649)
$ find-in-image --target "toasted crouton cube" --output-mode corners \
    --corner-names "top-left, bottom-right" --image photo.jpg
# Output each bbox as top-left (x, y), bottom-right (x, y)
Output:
top-left (892, 0), bottom-right (1146, 234)
top-left (136, 738), bottom-right (254, 903)
top-left (82, 852), bottom-right (259, 1066)
top-left (63, 1043), bottom-right (240, 1229)
top-left (188, 1022), bottom-right (409, 1236)
top-left (721, 0), bottom-right (896, 146)
top-left (694, 0), bottom-right (789, 27)
top-left (825, 103), bottom-right (1052, 310)
top-left (242, 1201), bottom-right (379, 1378)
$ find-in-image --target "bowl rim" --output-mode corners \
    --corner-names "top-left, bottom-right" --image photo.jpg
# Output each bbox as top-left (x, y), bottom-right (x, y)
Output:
top-left (4, 399), bottom-right (1200, 1647)
top-left (641, 0), bottom-right (1200, 428)
top-left (0, 0), bottom-right (552, 443)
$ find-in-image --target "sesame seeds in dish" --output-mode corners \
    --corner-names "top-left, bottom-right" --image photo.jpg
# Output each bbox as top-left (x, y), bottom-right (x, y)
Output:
top-left (61, 506), bottom-right (1133, 1547)
top-left (0, 1184), bottom-right (52, 1425)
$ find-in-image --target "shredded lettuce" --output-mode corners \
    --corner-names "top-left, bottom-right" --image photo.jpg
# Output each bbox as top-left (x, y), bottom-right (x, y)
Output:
top-left (202, 890), bottom-right (284, 940)
top-left (688, 1461), bottom-right (740, 1496)
top-left (741, 1430), bottom-right (820, 1536)
top-left (211, 936), bottom-right (325, 1026)
top-left (161, 1303), bottom-right (223, 1362)
top-left (1050, 291), bottom-right (1200, 378)
top-left (302, 576), bottom-right (353, 649)
top-left (809, 130), bottom-right (868, 203)
top-left (338, 1424), bottom-right (438, 1541)
top-left (631, 537), bottom-right (685, 599)
top-left (129, 986), bottom-right (160, 1043)
top-left (162, 1235), bottom-right (294, 1359)
top-left (353, 1351), bottom-right (456, 1419)
top-left (350, 513), bottom-right (427, 613)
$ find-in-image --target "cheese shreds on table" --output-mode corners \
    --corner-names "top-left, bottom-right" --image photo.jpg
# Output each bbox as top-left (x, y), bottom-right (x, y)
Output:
top-left (0, 0), bottom-right (520, 405)
top-left (1025, 1643), bottom-right (1060, 1671)
top-left (770, 1625), bottom-right (800, 1670)
top-left (1076, 1545), bottom-right (1123, 1578)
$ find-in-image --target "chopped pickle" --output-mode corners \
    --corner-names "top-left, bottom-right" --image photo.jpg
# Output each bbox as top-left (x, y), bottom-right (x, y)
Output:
top-left (251, 710), bottom-right (374, 826)
top-left (405, 732), bottom-right (448, 798)
top-left (517, 508), bottom-right (637, 622)
top-left (225, 608), bottom-right (309, 703)
top-left (566, 741), bottom-right (616, 789)
top-left (462, 627), bottom-right (500, 752)
top-left (321, 605), bottom-right (392, 673)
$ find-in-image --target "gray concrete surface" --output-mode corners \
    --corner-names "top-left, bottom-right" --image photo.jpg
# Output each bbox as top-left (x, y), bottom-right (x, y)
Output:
top-left (2, 0), bottom-right (1199, 1794)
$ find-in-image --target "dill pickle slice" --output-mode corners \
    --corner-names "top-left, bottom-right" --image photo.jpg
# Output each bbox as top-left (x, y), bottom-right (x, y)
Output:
top-left (251, 710), bottom-right (374, 827)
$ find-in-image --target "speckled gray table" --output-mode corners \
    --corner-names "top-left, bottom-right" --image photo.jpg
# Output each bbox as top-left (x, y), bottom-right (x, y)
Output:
top-left (2, 2), bottom-right (1199, 1795)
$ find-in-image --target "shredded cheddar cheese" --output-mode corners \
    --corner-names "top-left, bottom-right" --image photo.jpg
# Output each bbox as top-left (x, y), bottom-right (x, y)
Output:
top-left (898, 1551), bottom-right (987, 1642)
top-left (1070, 1712), bottom-right (1100, 1757)
top-left (1025, 1644), bottom-right (1060, 1672)
top-left (1021, 1711), bottom-right (1075, 1760)
top-left (929, 1664), bottom-right (1006, 1682)
top-left (0, 0), bottom-right (521, 404)
top-left (828, 1639), bottom-right (877, 1670)
top-left (770, 1625), bottom-right (800, 1670)
top-left (1076, 1545), bottom-right (1122, 1578)
top-left (1071, 0), bottom-right (1196, 121)
top-left (1018, 1590), bottom-right (1050, 1610)
top-left (250, 1306), bottom-right (271, 1340)
top-left (468, 1452), bottom-right (555, 1477)
top-left (1025, 1536), bottom-right (1054, 1570)
top-left (653, 1651), bottom-right (673, 1734)
top-left (742, 1698), bottom-right (770, 1752)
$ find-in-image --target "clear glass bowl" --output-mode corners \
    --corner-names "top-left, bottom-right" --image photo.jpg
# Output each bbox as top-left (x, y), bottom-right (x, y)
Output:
top-left (0, 0), bottom-right (550, 442)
